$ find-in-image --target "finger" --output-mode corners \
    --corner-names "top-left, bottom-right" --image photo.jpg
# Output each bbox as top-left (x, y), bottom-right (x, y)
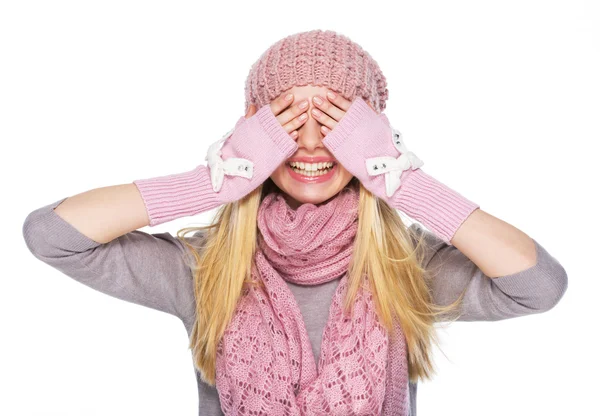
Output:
top-left (276, 99), bottom-right (309, 127)
top-left (269, 91), bottom-right (296, 117)
top-left (310, 107), bottom-right (337, 130)
top-left (281, 111), bottom-right (308, 134)
top-left (311, 95), bottom-right (345, 122)
top-left (320, 125), bottom-right (332, 136)
top-left (325, 90), bottom-right (352, 112)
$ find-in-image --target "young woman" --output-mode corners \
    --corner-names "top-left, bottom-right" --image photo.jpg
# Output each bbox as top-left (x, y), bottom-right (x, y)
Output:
top-left (23, 29), bottom-right (568, 415)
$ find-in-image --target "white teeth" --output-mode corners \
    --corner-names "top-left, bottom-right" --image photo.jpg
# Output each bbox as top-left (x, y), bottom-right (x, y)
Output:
top-left (288, 162), bottom-right (335, 176)
top-left (288, 161), bottom-right (334, 171)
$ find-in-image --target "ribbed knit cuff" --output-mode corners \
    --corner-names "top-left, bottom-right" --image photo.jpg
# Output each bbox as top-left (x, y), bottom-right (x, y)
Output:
top-left (133, 165), bottom-right (222, 227)
top-left (390, 168), bottom-right (480, 245)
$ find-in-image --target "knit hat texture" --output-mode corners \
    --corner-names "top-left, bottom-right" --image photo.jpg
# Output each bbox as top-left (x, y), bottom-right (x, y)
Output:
top-left (244, 29), bottom-right (389, 114)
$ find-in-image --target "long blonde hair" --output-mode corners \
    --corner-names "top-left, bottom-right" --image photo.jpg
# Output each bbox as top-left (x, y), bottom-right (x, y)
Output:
top-left (176, 177), bottom-right (467, 385)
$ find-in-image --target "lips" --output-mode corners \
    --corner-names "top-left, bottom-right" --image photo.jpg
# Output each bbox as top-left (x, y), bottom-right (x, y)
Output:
top-left (286, 162), bottom-right (337, 184)
top-left (287, 156), bottom-right (337, 164)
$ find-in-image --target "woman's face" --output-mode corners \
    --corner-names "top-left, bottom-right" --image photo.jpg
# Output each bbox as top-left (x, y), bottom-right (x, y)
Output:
top-left (269, 85), bottom-right (356, 210)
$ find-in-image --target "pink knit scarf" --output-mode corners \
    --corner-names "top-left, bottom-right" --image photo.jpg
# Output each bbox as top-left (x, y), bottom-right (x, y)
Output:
top-left (214, 184), bottom-right (410, 415)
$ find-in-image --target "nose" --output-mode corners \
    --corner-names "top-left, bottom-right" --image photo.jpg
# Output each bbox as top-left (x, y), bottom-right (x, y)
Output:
top-left (295, 109), bottom-right (326, 152)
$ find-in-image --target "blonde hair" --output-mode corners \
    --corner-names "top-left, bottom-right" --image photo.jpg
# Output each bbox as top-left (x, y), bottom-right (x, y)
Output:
top-left (176, 177), bottom-right (467, 385)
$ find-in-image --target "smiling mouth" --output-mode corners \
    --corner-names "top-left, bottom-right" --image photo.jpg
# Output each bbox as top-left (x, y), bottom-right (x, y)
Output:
top-left (287, 161), bottom-right (337, 176)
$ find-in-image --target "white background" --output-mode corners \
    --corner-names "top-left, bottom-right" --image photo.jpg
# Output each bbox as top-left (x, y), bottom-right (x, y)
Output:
top-left (2, 0), bottom-right (598, 415)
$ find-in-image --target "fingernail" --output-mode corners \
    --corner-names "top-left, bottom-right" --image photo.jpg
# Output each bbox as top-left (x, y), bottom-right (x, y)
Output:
top-left (285, 93), bottom-right (293, 101)
top-left (313, 96), bottom-right (323, 105)
top-left (327, 92), bottom-right (336, 100)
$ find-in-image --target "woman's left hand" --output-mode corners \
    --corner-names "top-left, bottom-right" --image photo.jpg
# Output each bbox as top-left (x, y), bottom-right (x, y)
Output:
top-left (309, 90), bottom-right (353, 136)
top-left (312, 89), bottom-right (480, 245)
top-left (310, 89), bottom-right (421, 204)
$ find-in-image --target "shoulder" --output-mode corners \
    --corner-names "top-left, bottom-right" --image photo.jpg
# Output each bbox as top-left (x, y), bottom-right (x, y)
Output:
top-left (174, 229), bottom-right (209, 267)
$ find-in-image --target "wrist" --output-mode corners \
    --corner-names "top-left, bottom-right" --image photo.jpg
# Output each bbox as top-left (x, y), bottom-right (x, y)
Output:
top-left (133, 165), bottom-right (224, 227)
top-left (389, 168), bottom-right (480, 244)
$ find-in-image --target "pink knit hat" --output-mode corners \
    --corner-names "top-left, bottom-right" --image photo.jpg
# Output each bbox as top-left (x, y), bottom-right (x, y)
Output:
top-left (244, 29), bottom-right (389, 114)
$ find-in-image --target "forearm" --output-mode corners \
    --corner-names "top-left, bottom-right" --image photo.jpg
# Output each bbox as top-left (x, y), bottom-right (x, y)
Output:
top-left (387, 170), bottom-right (537, 277)
top-left (450, 208), bottom-right (537, 278)
top-left (53, 183), bottom-right (150, 244)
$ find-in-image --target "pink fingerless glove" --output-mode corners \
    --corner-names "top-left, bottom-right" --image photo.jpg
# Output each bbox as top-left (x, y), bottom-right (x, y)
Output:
top-left (322, 97), bottom-right (480, 245)
top-left (133, 104), bottom-right (298, 226)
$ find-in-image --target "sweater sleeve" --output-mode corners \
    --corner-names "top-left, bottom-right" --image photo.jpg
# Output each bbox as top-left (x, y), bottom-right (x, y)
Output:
top-left (408, 223), bottom-right (568, 322)
top-left (22, 196), bottom-right (205, 326)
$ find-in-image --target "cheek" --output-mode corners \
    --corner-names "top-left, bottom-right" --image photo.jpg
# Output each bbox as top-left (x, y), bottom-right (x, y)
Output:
top-left (269, 164), bottom-right (286, 183)
top-left (338, 165), bottom-right (353, 179)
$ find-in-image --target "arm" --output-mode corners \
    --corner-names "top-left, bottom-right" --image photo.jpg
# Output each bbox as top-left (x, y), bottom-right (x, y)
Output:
top-left (409, 223), bottom-right (568, 322)
top-left (22, 196), bottom-right (205, 326)
top-left (450, 208), bottom-right (537, 278)
top-left (22, 103), bottom-right (298, 326)
top-left (317, 96), bottom-right (568, 320)
top-left (52, 166), bottom-right (225, 244)
top-left (21, 166), bottom-right (222, 324)
top-left (52, 183), bottom-right (151, 244)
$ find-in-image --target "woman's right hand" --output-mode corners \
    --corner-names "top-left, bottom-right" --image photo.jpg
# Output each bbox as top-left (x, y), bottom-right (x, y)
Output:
top-left (245, 91), bottom-right (310, 140)
top-left (206, 91), bottom-right (309, 203)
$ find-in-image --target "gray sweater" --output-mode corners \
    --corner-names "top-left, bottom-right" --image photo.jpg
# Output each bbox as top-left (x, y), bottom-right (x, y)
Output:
top-left (22, 196), bottom-right (569, 415)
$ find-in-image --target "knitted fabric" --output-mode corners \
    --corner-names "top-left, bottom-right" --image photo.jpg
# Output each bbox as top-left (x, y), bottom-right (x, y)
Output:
top-left (214, 184), bottom-right (410, 415)
top-left (132, 104), bottom-right (299, 226)
top-left (321, 97), bottom-right (481, 245)
top-left (244, 29), bottom-right (389, 114)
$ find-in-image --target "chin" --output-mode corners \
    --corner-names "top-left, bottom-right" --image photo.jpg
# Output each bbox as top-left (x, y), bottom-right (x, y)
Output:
top-left (269, 177), bottom-right (356, 211)
top-left (287, 191), bottom-right (337, 207)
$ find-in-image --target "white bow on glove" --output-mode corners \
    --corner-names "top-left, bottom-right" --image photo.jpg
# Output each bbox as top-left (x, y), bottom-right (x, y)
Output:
top-left (365, 127), bottom-right (424, 198)
top-left (205, 127), bottom-right (254, 192)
